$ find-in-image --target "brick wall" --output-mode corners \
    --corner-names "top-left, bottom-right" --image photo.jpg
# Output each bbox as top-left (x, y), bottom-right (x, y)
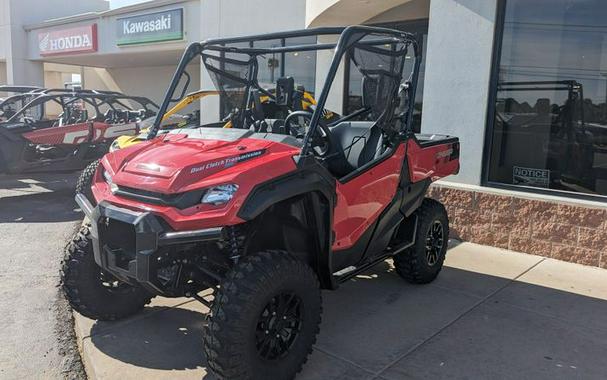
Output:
top-left (428, 185), bottom-right (606, 268)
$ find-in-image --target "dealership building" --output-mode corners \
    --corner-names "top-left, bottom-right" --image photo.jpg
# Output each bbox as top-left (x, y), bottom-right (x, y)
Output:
top-left (1, 0), bottom-right (605, 266)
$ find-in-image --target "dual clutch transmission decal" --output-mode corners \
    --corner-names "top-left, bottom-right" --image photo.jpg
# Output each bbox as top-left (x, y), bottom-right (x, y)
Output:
top-left (190, 149), bottom-right (266, 174)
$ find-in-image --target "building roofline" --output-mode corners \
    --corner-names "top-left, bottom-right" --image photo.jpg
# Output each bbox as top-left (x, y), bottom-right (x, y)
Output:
top-left (24, 0), bottom-right (192, 31)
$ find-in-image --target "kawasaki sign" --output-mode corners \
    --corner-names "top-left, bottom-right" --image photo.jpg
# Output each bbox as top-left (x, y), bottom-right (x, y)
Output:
top-left (117, 8), bottom-right (183, 46)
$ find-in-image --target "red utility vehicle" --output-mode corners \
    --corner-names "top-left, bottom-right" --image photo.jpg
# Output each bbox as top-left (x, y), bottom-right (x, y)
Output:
top-left (62, 26), bottom-right (460, 380)
top-left (0, 89), bottom-right (157, 174)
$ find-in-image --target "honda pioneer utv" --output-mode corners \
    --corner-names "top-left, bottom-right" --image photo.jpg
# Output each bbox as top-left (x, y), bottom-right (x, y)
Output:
top-left (62, 26), bottom-right (459, 380)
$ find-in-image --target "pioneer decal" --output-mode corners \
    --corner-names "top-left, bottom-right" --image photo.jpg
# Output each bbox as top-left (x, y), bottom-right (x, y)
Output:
top-left (513, 166), bottom-right (550, 188)
top-left (190, 149), bottom-right (266, 174)
top-left (436, 148), bottom-right (454, 159)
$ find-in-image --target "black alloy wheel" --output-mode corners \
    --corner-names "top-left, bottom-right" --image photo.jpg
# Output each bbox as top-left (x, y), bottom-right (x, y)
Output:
top-left (425, 220), bottom-right (445, 266)
top-left (255, 293), bottom-right (303, 360)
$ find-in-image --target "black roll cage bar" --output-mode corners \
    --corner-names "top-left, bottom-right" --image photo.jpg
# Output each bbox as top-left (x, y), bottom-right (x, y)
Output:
top-left (5, 92), bottom-right (159, 123)
top-left (148, 26), bottom-right (421, 157)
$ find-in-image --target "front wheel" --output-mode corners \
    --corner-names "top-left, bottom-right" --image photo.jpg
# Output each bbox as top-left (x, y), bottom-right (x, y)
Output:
top-left (393, 198), bottom-right (449, 284)
top-left (61, 225), bottom-right (153, 320)
top-left (75, 159), bottom-right (100, 206)
top-left (204, 251), bottom-right (322, 380)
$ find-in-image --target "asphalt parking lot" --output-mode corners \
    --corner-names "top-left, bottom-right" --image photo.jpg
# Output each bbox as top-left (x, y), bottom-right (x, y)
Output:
top-left (0, 173), bottom-right (84, 379)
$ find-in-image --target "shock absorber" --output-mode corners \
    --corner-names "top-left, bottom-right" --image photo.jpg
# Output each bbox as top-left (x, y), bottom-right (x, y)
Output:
top-left (227, 225), bottom-right (242, 263)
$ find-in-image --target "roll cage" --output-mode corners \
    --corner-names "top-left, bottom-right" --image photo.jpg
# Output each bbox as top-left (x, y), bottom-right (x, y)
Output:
top-left (5, 91), bottom-right (159, 124)
top-left (148, 26), bottom-right (421, 156)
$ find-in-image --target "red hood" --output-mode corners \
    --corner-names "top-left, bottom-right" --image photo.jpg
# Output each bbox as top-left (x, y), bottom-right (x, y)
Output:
top-left (103, 133), bottom-right (298, 194)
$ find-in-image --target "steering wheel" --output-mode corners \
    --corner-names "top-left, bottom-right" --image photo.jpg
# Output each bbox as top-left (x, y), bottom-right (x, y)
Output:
top-left (284, 111), bottom-right (331, 157)
top-left (22, 116), bottom-right (36, 125)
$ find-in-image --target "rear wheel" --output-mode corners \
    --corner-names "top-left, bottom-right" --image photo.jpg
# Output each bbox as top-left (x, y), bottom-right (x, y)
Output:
top-left (393, 198), bottom-right (449, 284)
top-left (204, 251), bottom-right (321, 380)
top-left (75, 159), bottom-right (100, 205)
top-left (61, 225), bottom-right (153, 320)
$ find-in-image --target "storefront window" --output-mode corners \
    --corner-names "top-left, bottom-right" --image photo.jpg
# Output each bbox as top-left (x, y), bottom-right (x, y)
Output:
top-left (344, 20), bottom-right (427, 132)
top-left (254, 39), bottom-right (282, 86)
top-left (487, 0), bottom-right (607, 197)
top-left (284, 36), bottom-right (317, 96)
top-left (219, 37), bottom-right (317, 118)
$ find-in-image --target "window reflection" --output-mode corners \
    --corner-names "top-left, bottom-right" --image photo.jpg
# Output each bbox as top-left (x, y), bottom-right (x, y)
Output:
top-left (488, 0), bottom-right (607, 197)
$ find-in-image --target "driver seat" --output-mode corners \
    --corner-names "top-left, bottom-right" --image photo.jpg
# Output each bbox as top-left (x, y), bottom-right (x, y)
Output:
top-left (328, 121), bottom-right (383, 178)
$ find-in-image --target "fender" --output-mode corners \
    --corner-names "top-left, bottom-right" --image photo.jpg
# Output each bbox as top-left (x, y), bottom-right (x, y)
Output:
top-left (238, 156), bottom-right (335, 221)
top-left (238, 155), bottom-right (337, 289)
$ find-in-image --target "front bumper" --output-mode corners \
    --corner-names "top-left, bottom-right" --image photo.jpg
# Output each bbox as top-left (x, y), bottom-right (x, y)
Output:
top-left (76, 194), bottom-right (224, 294)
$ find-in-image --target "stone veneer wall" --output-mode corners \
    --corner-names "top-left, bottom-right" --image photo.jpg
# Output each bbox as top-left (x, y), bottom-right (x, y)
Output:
top-left (427, 185), bottom-right (606, 268)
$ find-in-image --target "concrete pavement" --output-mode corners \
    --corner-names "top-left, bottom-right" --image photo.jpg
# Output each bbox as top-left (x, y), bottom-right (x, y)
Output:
top-left (74, 242), bottom-right (607, 379)
top-left (0, 173), bottom-right (84, 379)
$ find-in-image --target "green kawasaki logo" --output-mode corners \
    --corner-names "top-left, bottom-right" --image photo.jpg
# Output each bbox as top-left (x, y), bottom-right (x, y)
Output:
top-left (117, 8), bottom-right (183, 45)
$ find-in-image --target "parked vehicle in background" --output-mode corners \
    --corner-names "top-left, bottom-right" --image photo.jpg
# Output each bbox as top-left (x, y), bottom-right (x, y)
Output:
top-left (0, 89), bottom-right (158, 175)
top-left (62, 26), bottom-right (460, 380)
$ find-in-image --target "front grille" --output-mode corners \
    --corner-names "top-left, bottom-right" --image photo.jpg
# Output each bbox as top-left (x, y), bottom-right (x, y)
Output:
top-left (115, 185), bottom-right (205, 209)
top-left (98, 217), bottom-right (137, 270)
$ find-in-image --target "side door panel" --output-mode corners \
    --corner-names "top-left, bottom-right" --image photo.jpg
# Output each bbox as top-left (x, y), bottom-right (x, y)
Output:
top-left (91, 122), bottom-right (138, 143)
top-left (332, 143), bottom-right (406, 251)
top-left (22, 122), bottom-right (92, 145)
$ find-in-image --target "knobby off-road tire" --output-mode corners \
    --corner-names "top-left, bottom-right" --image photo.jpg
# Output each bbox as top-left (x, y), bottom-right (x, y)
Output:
top-left (75, 159), bottom-right (100, 205)
top-left (204, 251), bottom-right (322, 380)
top-left (61, 224), bottom-right (153, 321)
top-left (393, 198), bottom-right (449, 284)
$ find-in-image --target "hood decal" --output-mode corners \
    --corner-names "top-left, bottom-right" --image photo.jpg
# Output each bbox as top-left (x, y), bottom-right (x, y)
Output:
top-left (190, 149), bottom-right (266, 174)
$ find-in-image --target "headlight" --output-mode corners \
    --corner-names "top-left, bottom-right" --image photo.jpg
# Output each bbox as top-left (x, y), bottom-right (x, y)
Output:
top-left (103, 169), bottom-right (112, 184)
top-left (201, 184), bottom-right (238, 205)
top-left (109, 139), bottom-right (120, 152)
top-left (103, 169), bottom-right (118, 193)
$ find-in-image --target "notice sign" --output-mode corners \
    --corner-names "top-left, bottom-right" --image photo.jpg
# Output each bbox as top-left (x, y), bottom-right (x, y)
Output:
top-left (38, 24), bottom-right (98, 56)
top-left (117, 8), bottom-right (183, 45)
top-left (513, 166), bottom-right (550, 188)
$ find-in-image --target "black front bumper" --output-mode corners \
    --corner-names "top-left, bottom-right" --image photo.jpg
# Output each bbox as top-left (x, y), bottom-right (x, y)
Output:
top-left (76, 194), bottom-right (224, 294)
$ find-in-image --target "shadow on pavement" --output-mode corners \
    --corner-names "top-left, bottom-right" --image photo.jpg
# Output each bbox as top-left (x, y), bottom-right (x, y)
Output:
top-left (0, 173), bottom-right (81, 223)
top-left (90, 307), bottom-right (208, 371)
top-left (83, 260), bottom-right (607, 379)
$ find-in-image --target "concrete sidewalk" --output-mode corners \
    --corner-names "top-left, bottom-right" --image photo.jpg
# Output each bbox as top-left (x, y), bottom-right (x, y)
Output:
top-left (73, 242), bottom-right (607, 379)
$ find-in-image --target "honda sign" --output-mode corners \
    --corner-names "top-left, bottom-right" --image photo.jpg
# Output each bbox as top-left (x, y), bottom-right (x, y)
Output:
top-left (38, 24), bottom-right (98, 56)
